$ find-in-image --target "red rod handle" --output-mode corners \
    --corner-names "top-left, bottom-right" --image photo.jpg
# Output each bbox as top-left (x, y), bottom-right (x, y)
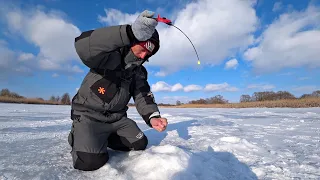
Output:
top-left (153, 14), bottom-right (172, 25)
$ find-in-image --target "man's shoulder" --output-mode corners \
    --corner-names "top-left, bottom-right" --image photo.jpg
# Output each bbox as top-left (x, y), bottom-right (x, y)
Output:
top-left (140, 65), bottom-right (148, 76)
top-left (135, 65), bottom-right (148, 80)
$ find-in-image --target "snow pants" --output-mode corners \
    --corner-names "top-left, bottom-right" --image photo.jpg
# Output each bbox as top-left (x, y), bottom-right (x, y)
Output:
top-left (68, 114), bottom-right (148, 171)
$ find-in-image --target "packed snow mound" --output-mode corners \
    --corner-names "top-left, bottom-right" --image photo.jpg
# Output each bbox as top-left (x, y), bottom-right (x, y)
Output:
top-left (119, 145), bottom-right (190, 180)
top-left (91, 144), bottom-right (257, 180)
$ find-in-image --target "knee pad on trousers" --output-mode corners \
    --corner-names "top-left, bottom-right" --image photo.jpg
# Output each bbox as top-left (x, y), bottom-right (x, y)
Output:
top-left (132, 135), bottom-right (148, 150)
top-left (74, 151), bottom-right (109, 171)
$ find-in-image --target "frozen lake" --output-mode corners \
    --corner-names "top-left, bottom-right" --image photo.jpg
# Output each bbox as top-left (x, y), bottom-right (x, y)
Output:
top-left (0, 103), bottom-right (319, 180)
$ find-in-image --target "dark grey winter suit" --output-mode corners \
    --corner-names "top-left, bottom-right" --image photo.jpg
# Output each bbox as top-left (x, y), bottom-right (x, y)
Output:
top-left (68, 24), bottom-right (161, 171)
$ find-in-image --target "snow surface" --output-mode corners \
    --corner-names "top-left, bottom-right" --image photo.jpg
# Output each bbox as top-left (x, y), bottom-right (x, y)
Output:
top-left (0, 103), bottom-right (319, 180)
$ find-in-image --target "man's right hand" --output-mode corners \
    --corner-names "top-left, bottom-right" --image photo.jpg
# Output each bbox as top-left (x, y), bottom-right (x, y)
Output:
top-left (150, 117), bottom-right (168, 132)
top-left (132, 10), bottom-right (158, 41)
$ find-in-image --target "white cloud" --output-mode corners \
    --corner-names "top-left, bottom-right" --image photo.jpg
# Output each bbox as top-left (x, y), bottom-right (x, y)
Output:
top-left (225, 59), bottom-right (239, 70)
top-left (298, 77), bottom-right (310, 81)
top-left (151, 81), bottom-right (172, 92)
top-left (18, 53), bottom-right (35, 62)
top-left (184, 85), bottom-right (202, 92)
top-left (14, 67), bottom-right (32, 74)
top-left (0, 41), bottom-right (14, 69)
top-left (98, 9), bottom-right (139, 26)
top-left (172, 83), bottom-right (184, 91)
top-left (152, 81), bottom-right (240, 92)
top-left (151, 81), bottom-right (202, 92)
top-left (151, 81), bottom-right (185, 92)
top-left (52, 73), bottom-right (59, 77)
top-left (204, 83), bottom-right (239, 92)
top-left (38, 60), bottom-right (83, 73)
top-left (39, 58), bottom-right (61, 70)
top-left (273, 2), bottom-right (282, 12)
top-left (155, 71), bottom-right (168, 77)
top-left (0, 40), bottom-right (34, 76)
top-left (2, 6), bottom-right (82, 74)
top-left (98, 0), bottom-right (258, 74)
top-left (292, 85), bottom-right (317, 93)
top-left (279, 72), bottom-right (293, 76)
top-left (70, 65), bottom-right (84, 73)
top-left (244, 5), bottom-right (320, 74)
top-left (244, 47), bottom-right (260, 61)
top-left (247, 83), bottom-right (275, 90)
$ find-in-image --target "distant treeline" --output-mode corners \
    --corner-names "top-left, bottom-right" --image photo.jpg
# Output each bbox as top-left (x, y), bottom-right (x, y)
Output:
top-left (184, 95), bottom-right (228, 105)
top-left (177, 90), bottom-right (320, 105)
top-left (240, 90), bottom-right (320, 102)
top-left (1, 88), bottom-right (319, 107)
top-left (0, 88), bottom-right (71, 105)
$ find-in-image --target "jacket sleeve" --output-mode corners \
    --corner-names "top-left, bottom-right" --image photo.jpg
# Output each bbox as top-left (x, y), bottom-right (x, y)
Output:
top-left (74, 25), bottom-right (136, 69)
top-left (132, 66), bottom-right (161, 127)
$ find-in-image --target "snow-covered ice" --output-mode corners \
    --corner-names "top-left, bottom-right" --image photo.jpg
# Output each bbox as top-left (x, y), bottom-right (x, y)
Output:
top-left (0, 103), bottom-right (319, 180)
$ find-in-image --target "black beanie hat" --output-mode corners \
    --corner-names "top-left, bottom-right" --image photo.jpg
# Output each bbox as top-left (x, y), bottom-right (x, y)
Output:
top-left (126, 25), bottom-right (160, 59)
top-left (148, 29), bottom-right (160, 56)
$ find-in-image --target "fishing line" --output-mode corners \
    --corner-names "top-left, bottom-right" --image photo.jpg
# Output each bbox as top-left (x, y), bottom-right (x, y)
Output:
top-left (152, 15), bottom-right (201, 65)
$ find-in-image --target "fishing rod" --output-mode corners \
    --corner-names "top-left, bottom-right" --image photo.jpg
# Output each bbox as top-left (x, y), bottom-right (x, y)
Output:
top-left (152, 15), bottom-right (201, 65)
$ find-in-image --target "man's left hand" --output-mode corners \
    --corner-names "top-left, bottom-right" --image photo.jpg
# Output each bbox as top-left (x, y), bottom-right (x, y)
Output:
top-left (150, 118), bottom-right (168, 132)
top-left (132, 10), bottom-right (158, 41)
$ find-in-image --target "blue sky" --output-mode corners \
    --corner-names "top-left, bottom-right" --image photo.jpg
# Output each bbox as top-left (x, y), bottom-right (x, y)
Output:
top-left (0, 0), bottom-right (319, 104)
